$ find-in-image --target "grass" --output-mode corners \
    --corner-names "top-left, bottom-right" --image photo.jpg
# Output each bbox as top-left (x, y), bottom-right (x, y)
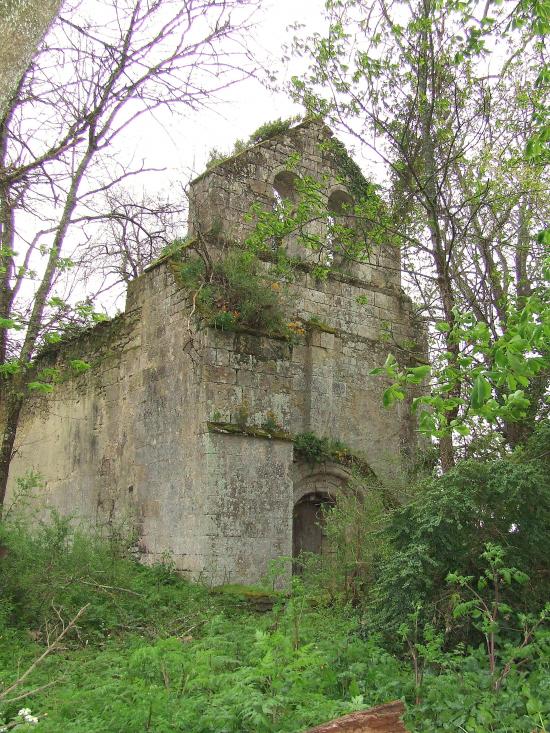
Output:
top-left (0, 576), bottom-right (376, 733)
top-left (0, 515), bottom-right (548, 732)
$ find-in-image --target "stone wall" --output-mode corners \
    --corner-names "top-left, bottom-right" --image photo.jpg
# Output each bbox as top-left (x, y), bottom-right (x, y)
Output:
top-left (189, 120), bottom-right (401, 291)
top-left (8, 264), bottom-right (208, 573)
top-left (5, 120), bottom-right (423, 584)
top-left (202, 264), bottom-right (419, 482)
top-left (203, 432), bottom-right (294, 584)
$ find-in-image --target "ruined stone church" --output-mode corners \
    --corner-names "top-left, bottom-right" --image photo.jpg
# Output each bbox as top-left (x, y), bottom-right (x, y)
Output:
top-left (6, 120), bottom-right (422, 584)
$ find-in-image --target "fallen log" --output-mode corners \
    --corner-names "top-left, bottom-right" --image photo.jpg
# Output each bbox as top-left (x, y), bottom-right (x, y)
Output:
top-left (302, 701), bottom-right (409, 733)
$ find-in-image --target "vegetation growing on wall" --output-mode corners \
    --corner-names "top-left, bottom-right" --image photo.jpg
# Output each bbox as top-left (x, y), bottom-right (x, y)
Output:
top-left (293, 432), bottom-right (374, 477)
top-left (248, 117), bottom-right (301, 144)
top-left (293, 432), bottom-right (348, 463)
top-left (206, 116), bottom-right (300, 169)
top-left (172, 249), bottom-right (292, 335)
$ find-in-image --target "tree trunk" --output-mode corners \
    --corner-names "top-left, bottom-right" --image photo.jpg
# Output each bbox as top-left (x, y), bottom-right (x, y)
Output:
top-left (416, 1), bottom-right (458, 470)
top-left (0, 385), bottom-right (23, 512)
top-left (438, 434), bottom-right (456, 472)
top-left (302, 701), bottom-right (408, 733)
top-left (0, 0), bottom-right (62, 120)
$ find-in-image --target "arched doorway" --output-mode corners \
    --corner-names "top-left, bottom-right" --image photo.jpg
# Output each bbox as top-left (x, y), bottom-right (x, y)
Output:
top-left (292, 491), bottom-right (335, 559)
top-left (291, 463), bottom-right (351, 570)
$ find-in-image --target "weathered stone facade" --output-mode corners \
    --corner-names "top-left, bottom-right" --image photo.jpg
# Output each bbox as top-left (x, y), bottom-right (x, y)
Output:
top-left (5, 120), bottom-right (423, 584)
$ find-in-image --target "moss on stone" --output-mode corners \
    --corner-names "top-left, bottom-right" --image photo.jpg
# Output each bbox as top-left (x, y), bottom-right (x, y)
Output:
top-left (306, 317), bottom-right (338, 335)
top-left (293, 431), bottom-right (374, 478)
top-left (207, 422), bottom-right (374, 477)
top-left (230, 324), bottom-right (294, 341)
top-left (33, 313), bottom-right (133, 372)
top-left (207, 421), bottom-right (293, 442)
top-left (192, 116), bottom-right (309, 184)
top-left (144, 237), bottom-right (197, 273)
top-left (211, 584), bottom-right (282, 611)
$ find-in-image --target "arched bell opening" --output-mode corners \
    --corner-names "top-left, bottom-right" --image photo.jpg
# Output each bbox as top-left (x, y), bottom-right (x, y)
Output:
top-left (273, 170), bottom-right (300, 206)
top-left (327, 188), bottom-right (354, 217)
top-left (327, 188), bottom-right (355, 261)
top-left (270, 170), bottom-right (302, 254)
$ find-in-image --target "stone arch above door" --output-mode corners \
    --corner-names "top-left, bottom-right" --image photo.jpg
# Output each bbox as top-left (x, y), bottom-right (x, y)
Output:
top-left (292, 462), bottom-right (352, 505)
top-left (292, 462), bottom-right (352, 562)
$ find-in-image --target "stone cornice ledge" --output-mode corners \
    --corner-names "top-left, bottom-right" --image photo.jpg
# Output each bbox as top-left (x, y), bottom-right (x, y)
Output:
top-left (207, 421), bottom-right (293, 441)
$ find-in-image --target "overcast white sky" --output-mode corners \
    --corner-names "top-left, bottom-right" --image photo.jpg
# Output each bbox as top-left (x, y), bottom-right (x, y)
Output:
top-left (121, 0), bottom-right (329, 190)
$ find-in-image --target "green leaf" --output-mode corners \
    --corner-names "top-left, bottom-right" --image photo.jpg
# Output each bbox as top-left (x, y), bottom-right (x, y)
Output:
top-left (48, 296), bottom-right (66, 308)
top-left (0, 317), bottom-right (22, 330)
top-left (382, 387), bottom-right (394, 407)
top-left (418, 410), bottom-right (436, 434)
top-left (507, 352), bottom-right (528, 374)
top-left (453, 423), bottom-right (470, 437)
top-left (471, 375), bottom-right (491, 409)
top-left (37, 367), bottom-right (60, 381)
top-left (382, 385), bottom-right (405, 407)
top-left (526, 697), bottom-right (543, 716)
top-left (409, 365), bottom-right (431, 379)
top-left (0, 360), bottom-right (21, 376)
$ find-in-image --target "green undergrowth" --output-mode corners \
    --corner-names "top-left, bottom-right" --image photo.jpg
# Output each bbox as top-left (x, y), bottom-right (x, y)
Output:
top-left (0, 511), bottom-right (548, 733)
top-left (211, 583), bottom-right (280, 599)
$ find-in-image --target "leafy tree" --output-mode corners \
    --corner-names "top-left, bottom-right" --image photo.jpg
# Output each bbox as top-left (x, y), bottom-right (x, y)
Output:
top-left (290, 0), bottom-right (549, 467)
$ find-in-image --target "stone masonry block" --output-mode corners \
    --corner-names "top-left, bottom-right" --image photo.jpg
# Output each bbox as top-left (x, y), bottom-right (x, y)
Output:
top-left (320, 332), bottom-right (335, 350)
